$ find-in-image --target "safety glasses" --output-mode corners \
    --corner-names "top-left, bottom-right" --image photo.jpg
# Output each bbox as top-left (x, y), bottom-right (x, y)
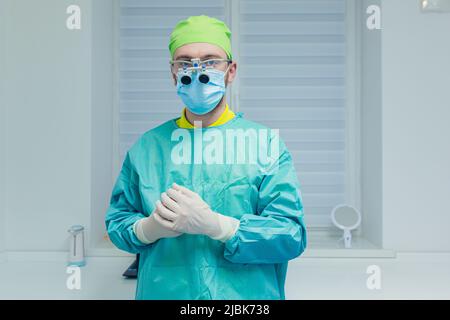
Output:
top-left (170, 58), bottom-right (232, 73)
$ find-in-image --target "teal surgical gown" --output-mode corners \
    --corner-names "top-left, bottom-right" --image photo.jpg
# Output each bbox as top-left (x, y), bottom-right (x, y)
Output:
top-left (105, 113), bottom-right (307, 300)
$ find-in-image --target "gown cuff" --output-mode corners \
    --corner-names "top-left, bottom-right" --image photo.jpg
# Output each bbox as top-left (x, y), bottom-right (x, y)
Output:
top-left (132, 218), bottom-right (153, 244)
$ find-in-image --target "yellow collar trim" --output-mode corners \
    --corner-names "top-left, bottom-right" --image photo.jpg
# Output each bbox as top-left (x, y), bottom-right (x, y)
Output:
top-left (176, 104), bottom-right (235, 129)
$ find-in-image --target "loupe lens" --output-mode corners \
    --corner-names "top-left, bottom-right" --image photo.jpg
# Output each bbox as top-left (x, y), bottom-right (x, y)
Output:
top-left (181, 75), bottom-right (192, 85)
top-left (199, 73), bottom-right (210, 84)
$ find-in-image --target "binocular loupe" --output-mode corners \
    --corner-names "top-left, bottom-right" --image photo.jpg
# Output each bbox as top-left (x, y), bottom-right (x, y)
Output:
top-left (179, 58), bottom-right (210, 85)
top-left (180, 70), bottom-right (210, 85)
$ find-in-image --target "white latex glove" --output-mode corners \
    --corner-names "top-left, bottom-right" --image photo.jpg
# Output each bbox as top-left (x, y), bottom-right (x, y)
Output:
top-left (158, 183), bottom-right (240, 242)
top-left (133, 202), bottom-right (182, 244)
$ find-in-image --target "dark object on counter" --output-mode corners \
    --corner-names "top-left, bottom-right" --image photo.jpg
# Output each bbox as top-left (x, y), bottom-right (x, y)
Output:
top-left (122, 254), bottom-right (140, 278)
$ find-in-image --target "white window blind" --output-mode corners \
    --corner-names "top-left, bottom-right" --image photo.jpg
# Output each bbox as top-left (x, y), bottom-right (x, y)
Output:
top-left (238, 0), bottom-right (347, 227)
top-left (119, 0), bottom-right (348, 227)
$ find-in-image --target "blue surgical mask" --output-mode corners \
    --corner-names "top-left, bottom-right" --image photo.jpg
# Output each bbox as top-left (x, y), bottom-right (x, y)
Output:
top-left (176, 67), bottom-right (228, 115)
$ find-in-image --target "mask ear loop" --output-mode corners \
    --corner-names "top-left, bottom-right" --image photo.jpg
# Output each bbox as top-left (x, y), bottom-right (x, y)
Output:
top-left (223, 63), bottom-right (231, 75)
top-left (222, 61), bottom-right (232, 86)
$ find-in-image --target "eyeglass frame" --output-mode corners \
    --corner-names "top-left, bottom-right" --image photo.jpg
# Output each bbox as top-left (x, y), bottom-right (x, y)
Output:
top-left (169, 58), bottom-right (232, 73)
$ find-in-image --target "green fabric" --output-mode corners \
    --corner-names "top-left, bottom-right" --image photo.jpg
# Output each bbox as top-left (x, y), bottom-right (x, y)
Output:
top-left (169, 15), bottom-right (232, 60)
top-left (105, 113), bottom-right (307, 300)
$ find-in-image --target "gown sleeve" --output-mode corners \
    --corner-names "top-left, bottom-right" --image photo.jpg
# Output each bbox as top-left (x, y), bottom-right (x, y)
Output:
top-left (223, 142), bottom-right (307, 264)
top-left (105, 152), bottom-right (153, 254)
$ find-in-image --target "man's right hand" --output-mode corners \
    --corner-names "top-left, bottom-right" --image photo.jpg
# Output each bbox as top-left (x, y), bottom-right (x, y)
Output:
top-left (133, 200), bottom-right (182, 244)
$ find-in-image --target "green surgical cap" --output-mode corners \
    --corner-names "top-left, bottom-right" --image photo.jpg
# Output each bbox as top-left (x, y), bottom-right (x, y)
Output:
top-left (169, 15), bottom-right (232, 60)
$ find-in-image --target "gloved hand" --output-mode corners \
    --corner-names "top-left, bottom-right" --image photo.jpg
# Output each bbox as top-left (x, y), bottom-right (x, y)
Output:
top-left (133, 202), bottom-right (182, 244)
top-left (158, 183), bottom-right (240, 242)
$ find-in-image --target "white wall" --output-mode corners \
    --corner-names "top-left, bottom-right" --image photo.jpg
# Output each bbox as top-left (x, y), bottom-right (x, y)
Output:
top-left (0, 0), bottom-right (6, 256)
top-left (90, 0), bottom-right (115, 248)
top-left (3, 0), bottom-right (92, 251)
top-left (381, 0), bottom-right (450, 251)
top-left (361, 0), bottom-right (383, 248)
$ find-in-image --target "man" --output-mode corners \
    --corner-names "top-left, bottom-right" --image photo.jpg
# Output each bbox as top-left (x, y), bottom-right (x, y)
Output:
top-left (105, 15), bottom-right (307, 300)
